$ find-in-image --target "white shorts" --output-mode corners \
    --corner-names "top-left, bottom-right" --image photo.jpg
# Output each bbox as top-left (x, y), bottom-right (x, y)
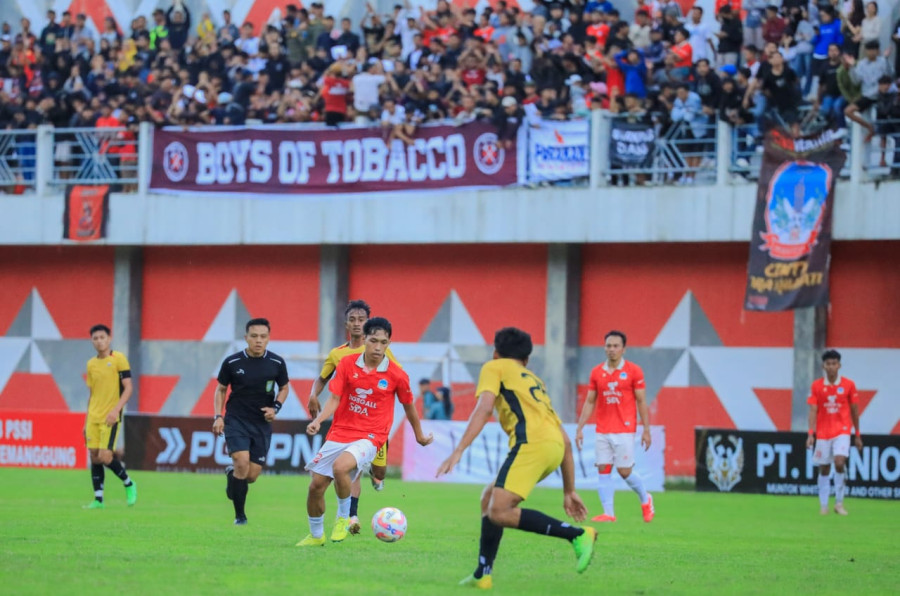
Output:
top-left (595, 433), bottom-right (636, 469)
top-left (305, 439), bottom-right (377, 479)
top-left (813, 435), bottom-right (851, 465)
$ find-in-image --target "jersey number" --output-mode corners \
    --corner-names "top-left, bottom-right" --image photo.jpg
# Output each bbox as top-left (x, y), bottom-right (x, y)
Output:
top-left (520, 372), bottom-right (552, 409)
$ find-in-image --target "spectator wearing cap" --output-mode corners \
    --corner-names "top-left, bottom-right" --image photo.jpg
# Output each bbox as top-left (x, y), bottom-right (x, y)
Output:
top-left (716, 6), bottom-right (743, 68)
top-left (494, 95), bottom-right (524, 148)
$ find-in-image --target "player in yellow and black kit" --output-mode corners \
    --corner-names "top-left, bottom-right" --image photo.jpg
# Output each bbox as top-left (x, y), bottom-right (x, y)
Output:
top-left (84, 324), bottom-right (136, 509)
top-left (307, 299), bottom-right (400, 534)
top-left (437, 327), bottom-right (597, 589)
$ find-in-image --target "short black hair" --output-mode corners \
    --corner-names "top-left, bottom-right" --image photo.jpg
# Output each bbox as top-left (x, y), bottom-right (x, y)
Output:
top-left (246, 317), bottom-right (270, 332)
top-left (419, 378), bottom-right (431, 385)
top-left (494, 327), bottom-right (533, 360)
top-left (364, 317), bottom-right (392, 338)
top-left (864, 39), bottom-right (880, 51)
top-left (90, 324), bottom-right (111, 336)
top-left (345, 299), bottom-right (372, 318)
top-left (605, 330), bottom-right (627, 346)
top-left (822, 349), bottom-right (841, 362)
top-left (879, 75), bottom-right (893, 85)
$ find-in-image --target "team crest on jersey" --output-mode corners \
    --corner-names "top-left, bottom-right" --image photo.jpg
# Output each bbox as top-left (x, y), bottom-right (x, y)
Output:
top-left (377, 379), bottom-right (389, 390)
top-left (705, 434), bottom-right (744, 492)
top-left (266, 380), bottom-right (274, 392)
top-left (620, 372), bottom-right (627, 379)
top-left (837, 387), bottom-right (844, 394)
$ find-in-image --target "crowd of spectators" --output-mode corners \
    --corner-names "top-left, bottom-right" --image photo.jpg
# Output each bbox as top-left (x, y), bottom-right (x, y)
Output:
top-left (2, 0), bottom-right (900, 169)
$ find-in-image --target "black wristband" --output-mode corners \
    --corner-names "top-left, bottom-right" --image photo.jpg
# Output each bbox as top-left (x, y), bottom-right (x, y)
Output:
top-left (273, 401), bottom-right (283, 413)
top-left (214, 414), bottom-right (223, 421)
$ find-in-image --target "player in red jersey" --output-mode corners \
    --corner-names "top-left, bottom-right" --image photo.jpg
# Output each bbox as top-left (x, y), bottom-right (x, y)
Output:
top-left (297, 317), bottom-right (433, 546)
top-left (575, 330), bottom-right (654, 523)
top-left (806, 350), bottom-right (863, 516)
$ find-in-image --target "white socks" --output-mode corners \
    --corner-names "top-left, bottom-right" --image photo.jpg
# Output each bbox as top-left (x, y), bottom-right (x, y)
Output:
top-left (309, 515), bottom-right (325, 538)
top-left (625, 473), bottom-right (650, 505)
top-left (834, 472), bottom-right (846, 503)
top-left (818, 473), bottom-right (831, 508)
top-left (597, 472), bottom-right (615, 517)
top-left (337, 496), bottom-right (351, 519)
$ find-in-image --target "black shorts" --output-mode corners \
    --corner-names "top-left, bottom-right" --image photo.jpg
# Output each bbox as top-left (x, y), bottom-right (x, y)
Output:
top-left (854, 96), bottom-right (877, 112)
top-left (324, 111), bottom-right (345, 126)
top-left (224, 415), bottom-right (271, 466)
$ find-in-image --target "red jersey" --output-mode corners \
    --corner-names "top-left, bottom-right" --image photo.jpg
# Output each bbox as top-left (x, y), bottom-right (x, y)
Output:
top-left (474, 26), bottom-right (494, 42)
top-left (605, 63), bottom-right (624, 97)
top-left (807, 375), bottom-right (859, 440)
top-left (671, 41), bottom-right (693, 68)
top-left (322, 75), bottom-right (349, 114)
top-left (327, 353), bottom-right (413, 448)
top-left (589, 359), bottom-right (645, 433)
top-left (586, 23), bottom-right (610, 47)
top-left (461, 68), bottom-right (486, 87)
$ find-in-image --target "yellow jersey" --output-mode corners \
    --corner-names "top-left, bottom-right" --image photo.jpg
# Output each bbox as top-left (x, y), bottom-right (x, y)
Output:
top-left (318, 343), bottom-right (400, 380)
top-left (86, 351), bottom-right (131, 422)
top-left (475, 358), bottom-right (563, 449)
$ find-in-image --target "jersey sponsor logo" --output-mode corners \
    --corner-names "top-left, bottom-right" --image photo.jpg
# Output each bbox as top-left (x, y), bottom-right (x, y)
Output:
top-left (377, 379), bottom-right (388, 390)
top-left (604, 380), bottom-right (621, 404)
top-left (349, 388), bottom-right (377, 416)
top-left (705, 434), bottom-right (744, 492)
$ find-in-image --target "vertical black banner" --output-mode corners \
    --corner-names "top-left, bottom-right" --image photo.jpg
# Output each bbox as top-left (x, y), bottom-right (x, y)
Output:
top-left (744, 130), bottom-right (846, 311)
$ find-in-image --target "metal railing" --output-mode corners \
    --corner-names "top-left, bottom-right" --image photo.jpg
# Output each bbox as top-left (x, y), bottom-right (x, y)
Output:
top-left (49, 127), bottom-right (139, 187)
top-left (730, 124), bottom-right (853, 180)
top-left (864, 118), bottom-right (900, 176)
top-left (0, 130), bottom-right (38, 190)
top-left (601, 117), bottom-right (718, 186)
top-left (2, 114), bottom-right (897, 195)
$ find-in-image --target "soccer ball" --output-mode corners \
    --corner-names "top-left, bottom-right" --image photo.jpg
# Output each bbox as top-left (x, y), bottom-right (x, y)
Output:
top-left (372, 507), bottom-right (407, 543)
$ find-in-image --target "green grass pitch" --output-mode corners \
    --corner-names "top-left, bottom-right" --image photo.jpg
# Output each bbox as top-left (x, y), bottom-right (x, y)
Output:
top-left (1, 468), bottom-right (897, 595)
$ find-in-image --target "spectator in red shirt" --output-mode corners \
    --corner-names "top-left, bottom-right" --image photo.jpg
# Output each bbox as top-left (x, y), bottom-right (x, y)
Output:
top-left (762, 6), bottom-right (786, 45)
top-left (320, 63), bottom-right (350, 126)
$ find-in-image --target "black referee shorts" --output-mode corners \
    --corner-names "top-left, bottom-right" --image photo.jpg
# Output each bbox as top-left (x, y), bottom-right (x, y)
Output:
top-left (224, 415), bottom-right (271, 466)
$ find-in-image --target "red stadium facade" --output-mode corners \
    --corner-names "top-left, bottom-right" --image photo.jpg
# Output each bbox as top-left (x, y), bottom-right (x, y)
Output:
top-left (1, 242), bottom-right (898, 476)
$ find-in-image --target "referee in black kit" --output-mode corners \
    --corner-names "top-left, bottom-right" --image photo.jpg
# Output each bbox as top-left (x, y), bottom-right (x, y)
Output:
top-left (213, 318), bottom-right (289, 525)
